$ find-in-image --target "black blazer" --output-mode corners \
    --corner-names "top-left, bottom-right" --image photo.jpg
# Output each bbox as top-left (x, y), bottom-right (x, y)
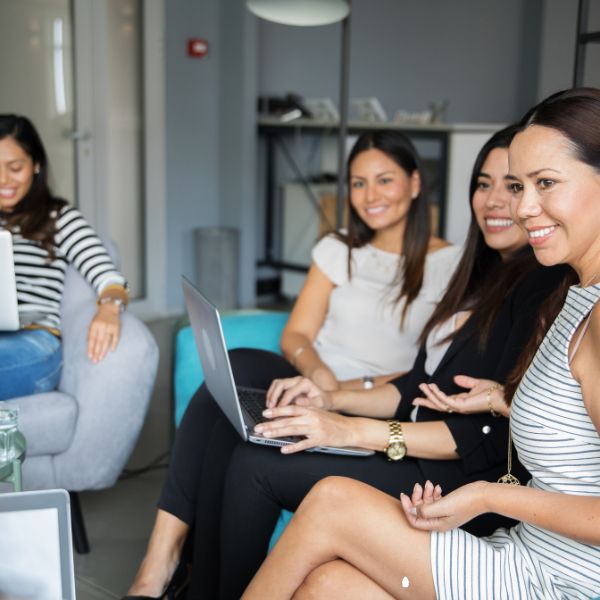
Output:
top-left (390, 263), bottom-right (570, 492)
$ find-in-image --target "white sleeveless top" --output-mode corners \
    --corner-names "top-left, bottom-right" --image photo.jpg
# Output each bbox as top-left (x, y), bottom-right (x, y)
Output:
top-left (311, 235), bottom-right (462, 379)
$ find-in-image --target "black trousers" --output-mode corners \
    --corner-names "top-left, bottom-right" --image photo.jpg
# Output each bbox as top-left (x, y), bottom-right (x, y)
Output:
top-left (160, 349), bottom-right (513, 600)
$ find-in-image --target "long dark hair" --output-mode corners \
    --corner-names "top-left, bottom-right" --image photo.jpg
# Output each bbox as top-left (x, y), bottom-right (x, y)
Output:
top-left (504, 88), bottom-right (600, 402)
top-left (337, 130), bottom-right (431, 324)
top-left (0, 114), bottom-right (66, 258)
top-left (419, 124), bottom-right (539, 347)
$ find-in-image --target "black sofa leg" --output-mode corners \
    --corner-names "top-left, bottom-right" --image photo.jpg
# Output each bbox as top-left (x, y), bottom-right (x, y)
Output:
top-left (69, 491), bottom-right (90, 554)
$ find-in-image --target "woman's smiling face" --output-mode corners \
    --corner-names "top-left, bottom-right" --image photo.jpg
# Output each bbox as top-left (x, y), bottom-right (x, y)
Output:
top-left (349, 147), bottom-right (420, 240)
top-left (471, 147), bottom-right (527, 259)
top-left (509, 125), bottom-right (600, 278)
top-left (0, 136), bottom-right (36, 213)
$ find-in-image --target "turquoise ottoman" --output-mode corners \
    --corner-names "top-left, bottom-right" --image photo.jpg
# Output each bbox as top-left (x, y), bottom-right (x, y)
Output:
top-left (173, 309), bottom-right (293, 551)
top-left (269, 510), bottom-right (294, 551)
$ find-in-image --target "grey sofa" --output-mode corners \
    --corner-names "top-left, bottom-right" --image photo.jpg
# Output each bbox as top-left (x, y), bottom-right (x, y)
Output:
top-left (3, 253), bottom-right (159, 552)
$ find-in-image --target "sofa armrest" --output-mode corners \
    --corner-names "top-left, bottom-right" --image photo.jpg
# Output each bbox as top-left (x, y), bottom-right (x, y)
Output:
top-left (55, 302), bottom-right (159, 490)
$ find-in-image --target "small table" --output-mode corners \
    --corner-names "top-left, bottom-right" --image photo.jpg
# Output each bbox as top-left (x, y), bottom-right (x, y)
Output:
top-left (0, 431), bottom-right (26, 492)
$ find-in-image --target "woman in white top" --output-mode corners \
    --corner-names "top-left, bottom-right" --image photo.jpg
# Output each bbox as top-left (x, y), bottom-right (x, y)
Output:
top-left (281, 130), bottom-right (461, 392)
top-left (122, 130), bottom-right (460, 598)
top-left (304, 233), bottom-right (460, 384)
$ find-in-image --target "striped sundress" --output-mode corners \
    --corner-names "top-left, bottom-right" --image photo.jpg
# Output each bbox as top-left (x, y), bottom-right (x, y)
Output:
top-left (430, 283), bottom-right (600, 599)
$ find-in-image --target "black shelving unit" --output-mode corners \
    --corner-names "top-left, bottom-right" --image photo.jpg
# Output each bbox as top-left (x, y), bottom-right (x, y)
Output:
top-left (574, 0), bottom-right (600, 86)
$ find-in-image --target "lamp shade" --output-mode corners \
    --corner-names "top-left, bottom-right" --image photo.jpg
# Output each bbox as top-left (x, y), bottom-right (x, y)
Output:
top-left (247, 0), bottom-right (349, 26)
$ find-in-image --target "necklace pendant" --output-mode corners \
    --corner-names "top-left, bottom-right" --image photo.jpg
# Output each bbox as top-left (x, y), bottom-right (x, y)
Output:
top-left (497, 473), bottom-right (521, 485)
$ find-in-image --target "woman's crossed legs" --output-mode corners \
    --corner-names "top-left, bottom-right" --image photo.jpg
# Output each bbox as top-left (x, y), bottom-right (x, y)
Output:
top-left (242, 476), bottom-right (435, 600)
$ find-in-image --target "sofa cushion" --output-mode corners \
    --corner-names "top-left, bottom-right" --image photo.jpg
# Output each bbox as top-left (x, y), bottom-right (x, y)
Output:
top-left (3, 392), bottom-right (77, 456)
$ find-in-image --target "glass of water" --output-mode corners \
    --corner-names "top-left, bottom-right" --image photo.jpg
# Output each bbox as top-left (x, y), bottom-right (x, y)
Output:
top-left (0, 408), bottom-right (18, 463)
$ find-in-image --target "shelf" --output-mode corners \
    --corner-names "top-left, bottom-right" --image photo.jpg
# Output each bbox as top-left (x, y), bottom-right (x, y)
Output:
top-left (257, 116), bottom-right (503, 135)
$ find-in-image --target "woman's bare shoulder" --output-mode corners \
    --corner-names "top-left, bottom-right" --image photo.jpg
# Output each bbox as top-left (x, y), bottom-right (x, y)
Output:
top-left (426, 236), bottom-right (451, 253)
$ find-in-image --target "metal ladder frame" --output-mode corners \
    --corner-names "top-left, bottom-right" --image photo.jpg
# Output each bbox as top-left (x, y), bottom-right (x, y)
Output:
top-left (574, 0), bottom-right (600, 86)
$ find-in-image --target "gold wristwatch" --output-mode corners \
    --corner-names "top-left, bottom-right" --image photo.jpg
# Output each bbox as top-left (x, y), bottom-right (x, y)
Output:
top-left (384, 420), bottom-right (406, 461)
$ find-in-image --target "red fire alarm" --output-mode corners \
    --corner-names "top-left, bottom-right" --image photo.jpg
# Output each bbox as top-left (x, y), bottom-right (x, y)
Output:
top-left (187, 38), bottom-right (209, 58)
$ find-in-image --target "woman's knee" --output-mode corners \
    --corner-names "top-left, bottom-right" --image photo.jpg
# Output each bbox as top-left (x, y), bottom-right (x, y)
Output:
top-left (178, 383), bottom-right (217, 428)
top-left (301, 476), bottom-right (365, 514)
top-left (0, 330), bottom-right (62, 399)
top-left (225, 444), bottom-right (270, 494)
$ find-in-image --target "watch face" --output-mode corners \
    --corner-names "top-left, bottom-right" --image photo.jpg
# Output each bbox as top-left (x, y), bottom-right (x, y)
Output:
top-left (387, 442), bottom-right (406, 461)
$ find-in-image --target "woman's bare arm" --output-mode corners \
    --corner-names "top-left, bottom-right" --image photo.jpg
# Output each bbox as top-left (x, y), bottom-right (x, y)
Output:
top-left (280, 263), bottom-right (338, 390)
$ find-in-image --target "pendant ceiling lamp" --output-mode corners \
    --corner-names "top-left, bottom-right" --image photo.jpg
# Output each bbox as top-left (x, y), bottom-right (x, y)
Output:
top-left (247, 0), bottom-right (349, 27)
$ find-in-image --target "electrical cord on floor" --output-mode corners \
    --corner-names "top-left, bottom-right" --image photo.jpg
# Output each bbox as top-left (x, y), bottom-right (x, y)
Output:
top-left (119, 450), bottom-right (170, 480)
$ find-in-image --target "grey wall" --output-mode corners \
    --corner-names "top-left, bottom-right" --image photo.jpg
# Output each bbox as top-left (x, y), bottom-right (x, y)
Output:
top-left (165, 1), bottom-right (221, 307)
top-left (165, 0), bottom-right (259, 309)
top-left (218, 2), bottom-right (259, 307)
top-left (258, 0), bottom-right (543, 124)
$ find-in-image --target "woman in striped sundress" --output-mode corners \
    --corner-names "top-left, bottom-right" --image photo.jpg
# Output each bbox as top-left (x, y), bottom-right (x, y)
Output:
top-left (0, 115), bottom-right (128, 400)
top-left (241, 88), bottom-right (600, 600)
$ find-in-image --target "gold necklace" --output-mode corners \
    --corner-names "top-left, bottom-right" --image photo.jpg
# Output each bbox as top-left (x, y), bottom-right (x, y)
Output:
top-left (497, 426), bottom-right (521, 485)
top-left (497, 390), bottom-right (521, 485)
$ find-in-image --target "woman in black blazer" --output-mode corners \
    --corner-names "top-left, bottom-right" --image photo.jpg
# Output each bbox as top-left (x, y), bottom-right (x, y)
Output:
top-left (123, 125), bottom-right (570, 600)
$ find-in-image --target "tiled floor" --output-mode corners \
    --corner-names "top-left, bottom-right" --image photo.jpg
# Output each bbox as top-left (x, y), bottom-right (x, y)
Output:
top-left (74, 469), bottom-right (166, 599)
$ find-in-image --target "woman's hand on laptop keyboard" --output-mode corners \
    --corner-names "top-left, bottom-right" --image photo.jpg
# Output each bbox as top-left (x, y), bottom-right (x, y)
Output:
top-left (266, 377), bottom-right (334, 411)
top-left (254, 405), bottom-right (355, 453)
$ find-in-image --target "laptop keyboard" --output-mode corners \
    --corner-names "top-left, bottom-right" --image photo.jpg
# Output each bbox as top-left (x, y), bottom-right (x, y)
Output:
top-left (238, 386), bottom-right (301, 443)
top-left (238, 387), bottom-right (268, 422)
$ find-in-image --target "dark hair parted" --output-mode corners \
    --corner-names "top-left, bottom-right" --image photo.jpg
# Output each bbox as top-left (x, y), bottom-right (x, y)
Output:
top-left (419, 124), bottom-right (540, 348)
top-left (518, 87), bottom-right (600, 172)
top-left (503, 87), bottom-right (600, 402)
top-left (0, 114), bottom-right (66, 258)
top-left (337, 130), bottom-right (431, 325)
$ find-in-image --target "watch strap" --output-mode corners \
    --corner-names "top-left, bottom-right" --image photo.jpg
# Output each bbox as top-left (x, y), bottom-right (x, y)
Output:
top-left (386, 420), bottom-right (404, 446)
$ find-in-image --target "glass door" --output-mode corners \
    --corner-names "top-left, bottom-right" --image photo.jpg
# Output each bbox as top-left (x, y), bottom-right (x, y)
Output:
top-left (0, 0), bottom-right (147, 301)
top-left (0, 0), bottom-right (76, 204)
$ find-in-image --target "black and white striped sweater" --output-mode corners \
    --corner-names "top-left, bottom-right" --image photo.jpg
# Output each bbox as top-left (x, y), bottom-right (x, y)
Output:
top-left (4, 205), bottom-right (126, 332)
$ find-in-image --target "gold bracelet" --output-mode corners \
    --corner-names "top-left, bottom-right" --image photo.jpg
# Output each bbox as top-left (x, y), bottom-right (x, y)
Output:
top-left (487, 383), bottom-right (503, 417)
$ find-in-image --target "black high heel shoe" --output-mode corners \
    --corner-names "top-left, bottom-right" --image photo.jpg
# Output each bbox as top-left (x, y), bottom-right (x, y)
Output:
top-left (121, 561), bottom-right (191, 600)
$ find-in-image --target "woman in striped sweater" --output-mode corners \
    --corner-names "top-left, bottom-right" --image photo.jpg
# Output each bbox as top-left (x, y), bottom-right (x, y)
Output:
top-left (0, 115), bottom-right (128, 401)
top-left (242, 89), bottom-right (600, 600)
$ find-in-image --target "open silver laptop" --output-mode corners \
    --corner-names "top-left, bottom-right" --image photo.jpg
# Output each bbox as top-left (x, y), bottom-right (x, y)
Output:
top-left (0, 489), bottom-right (76, 600)
top-left (181, 276), bottom-right (373, 457)
top-left (0, 230), bottom-right (20, 331)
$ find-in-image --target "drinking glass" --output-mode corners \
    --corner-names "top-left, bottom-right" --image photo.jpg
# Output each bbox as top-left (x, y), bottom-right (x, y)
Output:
top-left (0, 408), bottom-right (18, 463)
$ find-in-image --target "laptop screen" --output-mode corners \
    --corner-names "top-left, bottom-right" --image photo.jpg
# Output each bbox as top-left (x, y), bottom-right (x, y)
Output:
top-left (0, 490), bottom-right (75, 600)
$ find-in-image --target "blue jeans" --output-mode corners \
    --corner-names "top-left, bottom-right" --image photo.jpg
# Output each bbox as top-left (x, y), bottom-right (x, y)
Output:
top-left (0, 330), bottom-right (63, 401)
